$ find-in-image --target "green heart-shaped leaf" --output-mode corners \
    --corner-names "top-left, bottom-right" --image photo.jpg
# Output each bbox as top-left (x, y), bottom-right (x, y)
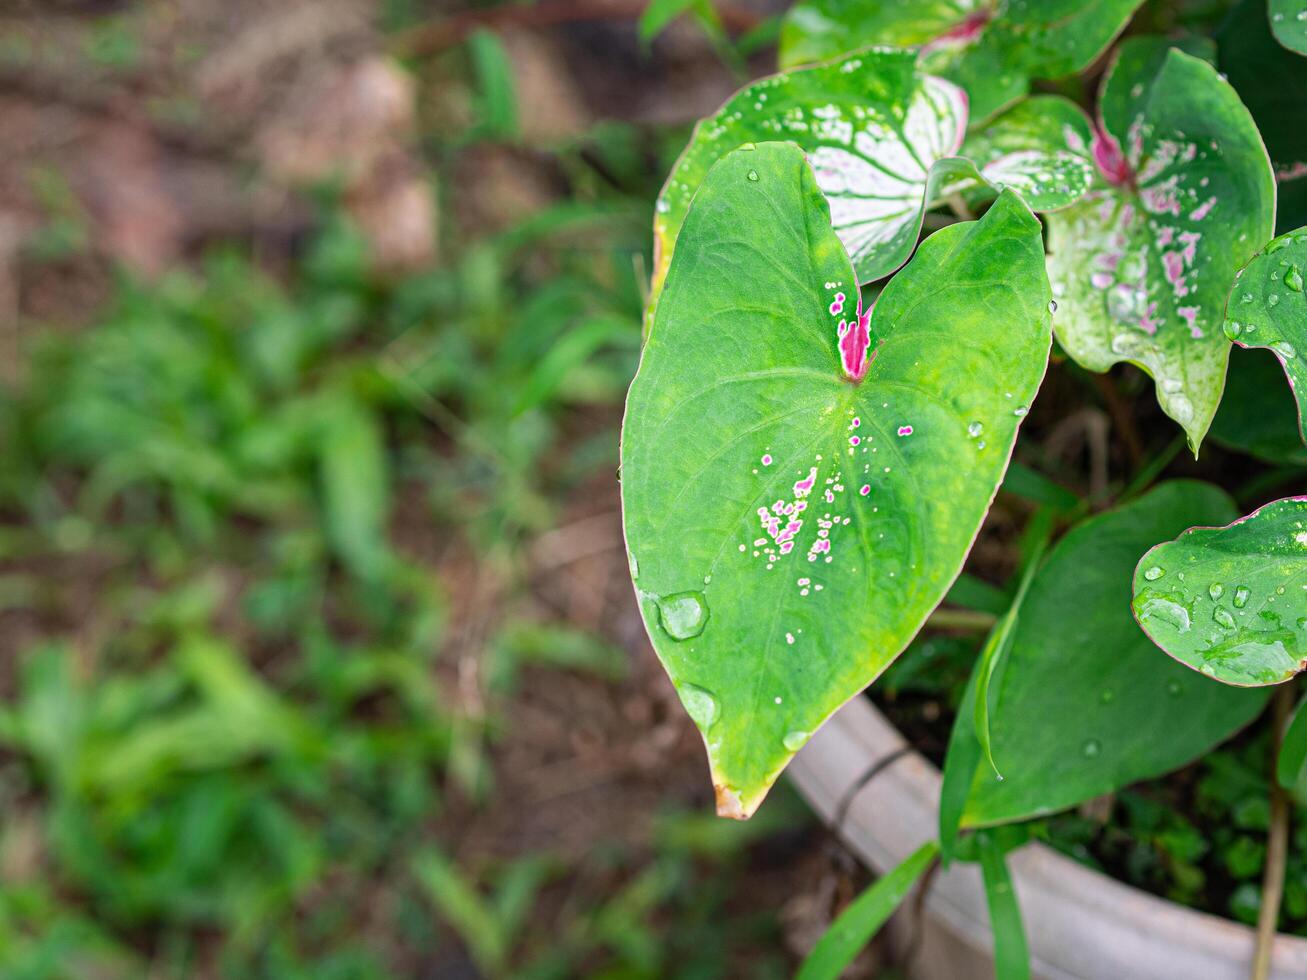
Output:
top-left (953, 95), bottom-right (1096, 211)
top-left (652, 49), bottom-right (968, 302)
top-left (779, 0), bottom-right (1144, 123)
top-left (1223, 228), bottom-right (1307, 443)
top-left (1133, 496), bottom-right (1307, 687)
top-left (957, 482), bottom-right (1269, 827)
top-left (623, 142), bottom-right (1051, 817)
top-left (1046, 46), bottom-right (1275, 452)
top-left (1270, 0), bottom-right (1307, 55)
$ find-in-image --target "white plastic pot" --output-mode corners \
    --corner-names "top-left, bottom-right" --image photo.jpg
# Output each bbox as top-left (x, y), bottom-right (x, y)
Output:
top-left (788, 697), bottom-right (1307, 980)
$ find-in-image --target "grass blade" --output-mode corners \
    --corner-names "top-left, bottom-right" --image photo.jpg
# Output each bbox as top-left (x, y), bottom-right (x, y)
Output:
top-left (978, 832), bottom-right (1030, 980)
top-left (796, 840), bottom-right (938, 980)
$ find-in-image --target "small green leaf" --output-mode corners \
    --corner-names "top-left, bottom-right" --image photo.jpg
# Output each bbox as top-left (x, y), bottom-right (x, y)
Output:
top-left (1133, 496), bottom-right (1307, 687)
top-left (973, 518), bottom-right (1051, 780)
top-left (978, 832), bottom-right (1030, 980)
top-left (623, 142), bottom-right (1051, 816)
top-left (640, 0), bottom-right (703, 42)
top-left (954, 96), bottom-right (1095, 212)
top-left (962, 482), bottom-right (1269, 827)
top-left (1278, 694), bottom-right (1307, 788)
top-left (651, 49), bottom-right (968, 301)
top-left (468, 29), bottom-right (517, 140)
top-left (795, 840), bottom-right (938, 980)
top-left (1269, 0), bottom-right (1307, 55)
top-left (1046, 47), bottom-right (1276, 452)
top-left (939, 661), bottom-right (982, 863)
top-left (318, 399), bottom-right (390, 582)
top-left (1223, 227), bottom-right (1307, 444)
top-left (779, 0), bottom-right (1145, 123)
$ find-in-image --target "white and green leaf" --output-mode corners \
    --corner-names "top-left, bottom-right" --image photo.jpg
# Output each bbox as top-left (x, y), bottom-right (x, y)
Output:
top-left (779, 0), bottom-right (1145, 123)
top-left (1045, 46), bottom-right (1276, 452)
top-left (652, 48), bottom-right (968, 302)
top-left (951, 95), bottom-right (1096, 211)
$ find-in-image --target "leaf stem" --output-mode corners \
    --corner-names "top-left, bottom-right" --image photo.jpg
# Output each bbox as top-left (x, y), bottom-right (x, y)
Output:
top-left (1253, 684), bottom-right (1294, 980)
top-left (926, 607), bottom-right (998, 631)
top-left (946, 193), bottom-right (974, 221)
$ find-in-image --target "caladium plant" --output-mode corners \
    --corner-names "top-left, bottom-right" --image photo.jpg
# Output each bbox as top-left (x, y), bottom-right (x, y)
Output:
top-left (1045, 41), bottom-right (1275, 452)
top-left (624, 5), bottom-right (1306, 977)
top-left (778, 0), bottom-right (1146, 122)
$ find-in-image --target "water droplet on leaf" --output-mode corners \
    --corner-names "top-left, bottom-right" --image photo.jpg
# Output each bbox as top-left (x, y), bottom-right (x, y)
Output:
top-left (1233, 586), bottom-right (1251, 608)
top-left (1144, 566), bottom-right (1165, 581)
top-left (679, 683), bottom-right (719, 729)
top-left (783, 731), bottom-right (811, 752)
top-left (655, 591), bottom-right (709, 639)
top-left (746, 169), bottom-right (759, 182)
top-left (1213, 607), bottom-right (1236, 629)
top-left (1082, 738), bottom-right (1102, 758)
top-left (1286, 265), bottom-right (1304, 292)
top-left (1209, 582), bottom-right (1224, 601)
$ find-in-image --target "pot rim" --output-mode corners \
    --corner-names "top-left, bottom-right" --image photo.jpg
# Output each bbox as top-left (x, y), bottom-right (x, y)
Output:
top-left (787, 696), bottom-right (1307, 980)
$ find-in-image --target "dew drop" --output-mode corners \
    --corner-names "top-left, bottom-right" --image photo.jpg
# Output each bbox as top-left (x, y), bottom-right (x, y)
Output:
top-left (1213, 607), bottom-right (1237, 630)
top-left (629, 554), bottom-right (639, 579)
top-left (679, 683), bottom-right (719, 730)
top-left (1013, 405), bottom-right (1029, 417)
top-left (1275, 341), bottom-right (1298, 360)
top-left (1081, 738), bottom-right (1102, 758)
top-left (746, 169), bottom-right (760, 182)
top-left (1048, 300), bottom-right (1058, 314)
top-left (1225, 319), bottom-right (1243, 339)
top-left (655, 591), bottom-right (709, 640)
top-left (1241, 292), bottom-right (1254, 304)
top-left (783, 730), bottom-right (811, 752)
top-left (1142, 596), bottom-right (1191, 632)
top-left (967, 421), bottom-right (984, 439)
top-left (1287, 265), bottom-right (1304, 292)
top-left (1209, 582), bottom-right (1224, 601)
top-left (1144, 566), bottom-right (1165, 581)
top-left (1200, 663), bottom-right (1216, 676)
top-left (1233, 585), bottom-right (1251, 609)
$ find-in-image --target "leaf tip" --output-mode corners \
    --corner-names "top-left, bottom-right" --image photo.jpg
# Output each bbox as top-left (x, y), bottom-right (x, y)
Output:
top-left (714, 783), bottom-right (753, 820)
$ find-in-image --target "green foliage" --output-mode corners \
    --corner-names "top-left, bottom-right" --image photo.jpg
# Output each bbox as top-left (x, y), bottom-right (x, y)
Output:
top-left (1225, 227), bottom-right (1307, 443)
top-left (1045, 46), bottom-right (1275, 451)
top-left (624, 140), bottom-right (1050, 816)
top-left (1133, 496), bottom-right (1307, 685)
top-left (0, 169), bottom-right (648, 972)
top-left (795, 840), bottom-right (938, 980)
top-left (779, 0), bottom-right (1144, 121)
top-left (956, 483), bottom-right (1269, 827)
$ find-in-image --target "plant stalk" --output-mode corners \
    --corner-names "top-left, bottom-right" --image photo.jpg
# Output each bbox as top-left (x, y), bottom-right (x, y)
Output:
top-left (1252, 684), bottom-right (1294, 980)
top-left (925, 607), bottom-right (998, 632)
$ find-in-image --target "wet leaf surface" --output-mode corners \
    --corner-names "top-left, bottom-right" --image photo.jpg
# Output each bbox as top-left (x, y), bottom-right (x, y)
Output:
top-left (960, 482), bottom-right (1269, 826)
top-left (652, 49), bottom-right (967, 300)
top-left (1223, 227), bottom-right (1307, 444)
top-left (779, 0), bottom-right (1144, 123)
top-left (623, 142), bottom-right (1050, 816)
top-left (1133, 495), bottom-right (1307, 686)
top-left (1046, 45), bottom-right (1275, 451)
